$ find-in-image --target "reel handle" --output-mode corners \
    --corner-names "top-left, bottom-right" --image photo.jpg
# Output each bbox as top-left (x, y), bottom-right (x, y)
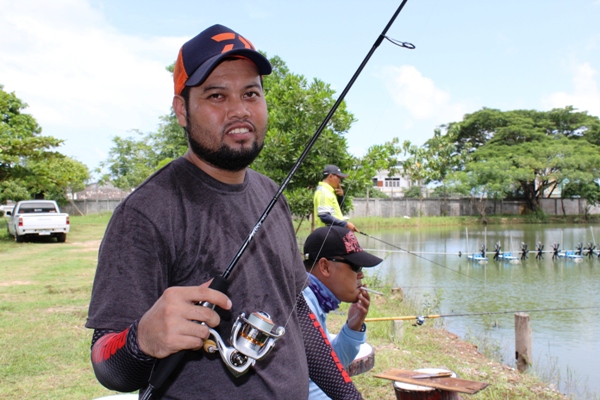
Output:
top-left (148, 276), bottom-right (230, 390)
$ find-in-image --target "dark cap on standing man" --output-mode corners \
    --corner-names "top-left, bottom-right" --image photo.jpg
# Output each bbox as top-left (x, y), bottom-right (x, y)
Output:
top-left (304, 226), bottom-right (382, 268)
top-left (173, 24), bottom-right (272, 95)
top-left (323, 165), bottom-right (348, 178)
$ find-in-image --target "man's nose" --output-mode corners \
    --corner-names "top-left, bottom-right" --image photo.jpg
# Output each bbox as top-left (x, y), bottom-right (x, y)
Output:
top-left (227, 97), bottom-right (250, 119)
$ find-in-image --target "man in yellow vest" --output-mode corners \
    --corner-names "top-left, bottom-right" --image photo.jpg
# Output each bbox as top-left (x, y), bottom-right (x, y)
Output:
top-left (313, 165), bottom-right (358, 232)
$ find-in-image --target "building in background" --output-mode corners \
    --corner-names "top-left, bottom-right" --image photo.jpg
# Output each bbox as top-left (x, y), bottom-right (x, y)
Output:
top-left (371, 168), bottom-right (415, 198)
top-left (69, 182), bottom-right (132, 201)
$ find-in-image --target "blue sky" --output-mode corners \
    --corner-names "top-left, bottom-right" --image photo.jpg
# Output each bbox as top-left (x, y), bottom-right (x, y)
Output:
top-left (1, 0), bottom-right (599, 176)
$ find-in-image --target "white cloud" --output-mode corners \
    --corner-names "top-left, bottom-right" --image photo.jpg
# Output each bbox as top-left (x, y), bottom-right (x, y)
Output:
top-left (543, 62), bottom-right (600, 116)
top-left (0, 0), bottom-right (182, 169)
top-left (381, 65), bottom-right (468, 125)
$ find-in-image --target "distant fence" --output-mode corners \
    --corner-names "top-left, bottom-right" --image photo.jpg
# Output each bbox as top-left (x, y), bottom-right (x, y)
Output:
top-left (62, 199), bottom-right (123, 216)
top-left (61, 197), bottom-right (599, 217)
top-left (348, 197), bottom-right (599, 218)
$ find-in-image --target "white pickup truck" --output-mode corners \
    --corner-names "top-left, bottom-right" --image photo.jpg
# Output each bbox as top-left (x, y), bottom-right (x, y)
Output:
top-left (6, 200), bottom-right (70, 243)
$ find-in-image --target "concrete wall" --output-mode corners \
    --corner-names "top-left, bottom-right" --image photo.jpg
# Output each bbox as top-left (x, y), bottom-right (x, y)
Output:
top-left (61, 199), bottom-right (123, 216)
top-left (61, 197), bottom-right (599, 218)
top-left (348, 197), bottom-right (597, 218)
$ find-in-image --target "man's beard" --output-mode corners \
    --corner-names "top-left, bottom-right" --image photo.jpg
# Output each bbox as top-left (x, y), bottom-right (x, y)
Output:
top-left (185, 117), bottom-right (264, 172)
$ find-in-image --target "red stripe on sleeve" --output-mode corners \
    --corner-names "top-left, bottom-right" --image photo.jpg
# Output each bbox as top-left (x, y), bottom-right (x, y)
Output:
top-left (92, 328), bottom-right (130, 364)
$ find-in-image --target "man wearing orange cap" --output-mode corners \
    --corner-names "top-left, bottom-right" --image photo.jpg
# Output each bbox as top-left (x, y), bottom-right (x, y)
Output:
top-left (86, 25), bottom-right (361, 399)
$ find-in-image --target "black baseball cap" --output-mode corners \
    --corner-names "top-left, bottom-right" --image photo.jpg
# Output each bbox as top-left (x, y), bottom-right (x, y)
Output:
top-left (323, 165), bottom-right (348, 178)
top-left (304, 226), bottom-right (382, 268)
top-left (173, 24), bottom-right (272, 95)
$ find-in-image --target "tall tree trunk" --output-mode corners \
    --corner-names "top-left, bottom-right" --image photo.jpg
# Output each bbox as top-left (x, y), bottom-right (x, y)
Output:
top-left (521, 181), bottom-right (539, 212)
top-left (472, 196), bottom-right (488, 224)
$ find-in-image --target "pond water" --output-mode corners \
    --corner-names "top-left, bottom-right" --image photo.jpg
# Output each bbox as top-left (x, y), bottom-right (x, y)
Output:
top-left (308, 224), bottom-right (600, 398)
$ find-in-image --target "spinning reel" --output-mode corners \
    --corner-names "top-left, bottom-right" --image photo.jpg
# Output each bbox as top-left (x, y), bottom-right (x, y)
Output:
top-left (204, 311), bottom-right (285, 377)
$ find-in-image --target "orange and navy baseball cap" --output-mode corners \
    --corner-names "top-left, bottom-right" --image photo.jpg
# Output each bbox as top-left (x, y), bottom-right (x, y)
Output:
top-left (173, 24), bottom-right (272, 95)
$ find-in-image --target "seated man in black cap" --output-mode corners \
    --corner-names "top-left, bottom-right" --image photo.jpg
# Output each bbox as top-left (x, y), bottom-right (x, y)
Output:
top-left (313, 164), bottom-right (359, 232)
top-left (303, 225), bottom-right (382, 399)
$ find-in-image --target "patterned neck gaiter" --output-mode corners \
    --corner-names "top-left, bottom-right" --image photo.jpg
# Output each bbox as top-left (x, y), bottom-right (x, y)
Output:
top-left (307, 273), bottom-right (340, 313)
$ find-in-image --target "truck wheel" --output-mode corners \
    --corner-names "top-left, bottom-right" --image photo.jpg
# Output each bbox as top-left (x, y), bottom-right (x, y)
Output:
top-left (15, 234), bottom-right (25, 243)
top-left (56, 233), bottom-right (67, 243)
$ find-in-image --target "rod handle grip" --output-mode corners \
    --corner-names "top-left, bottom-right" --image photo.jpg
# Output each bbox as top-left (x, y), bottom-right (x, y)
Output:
top-left (148, 276), bottom-right (229, 390)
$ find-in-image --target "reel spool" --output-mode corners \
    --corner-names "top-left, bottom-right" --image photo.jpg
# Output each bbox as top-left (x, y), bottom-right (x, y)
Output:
top-left (205, 311), bottom-right (285, 377)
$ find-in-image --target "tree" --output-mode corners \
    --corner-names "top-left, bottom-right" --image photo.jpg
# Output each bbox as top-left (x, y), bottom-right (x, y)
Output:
top-left (252, 56), bottom-right (356, 220)
top-left (26, 155), bottom-right (89, 200)
top-left (0, 85), bottom-right (89, 203)
top-left (100, 132), bottom-right (157, 190)
top-left (103, 56), bottom-right (367, 221)
top-left (352, 138), bottom-right (402, 198)
top-left (446, 159), bottom-right (517, 223)
top-left (562, 181), bottom-right (600, 220)
top-left (440, 107), bottom-right (600, 212)
top-left (422, 127), bottom-right (467, 188)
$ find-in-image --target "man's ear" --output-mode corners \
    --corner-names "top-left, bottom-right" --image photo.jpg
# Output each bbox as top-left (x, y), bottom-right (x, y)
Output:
top-left (172, 95), bottom-right (187, 127)
top-left (318, 257), bottom-right (332, 278)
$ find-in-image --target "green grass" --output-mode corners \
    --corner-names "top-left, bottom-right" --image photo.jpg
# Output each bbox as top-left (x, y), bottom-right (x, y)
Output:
top-left (0, 213), bottom-right (583, 399)
top-left (330, 287), bottom-right (570, 400)
top-left (0, 213), bottom-right (119, 399)
top-left (292, 214), bottom-right (598, 236)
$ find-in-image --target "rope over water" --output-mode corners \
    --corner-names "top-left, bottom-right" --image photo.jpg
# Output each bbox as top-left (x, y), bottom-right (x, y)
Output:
top-left (358, 231), bottom-right (485, 283)
top-left (365, 305), bottom-right (600, 323)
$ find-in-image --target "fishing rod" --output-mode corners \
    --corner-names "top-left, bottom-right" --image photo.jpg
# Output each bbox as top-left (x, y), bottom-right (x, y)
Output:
top-left (365, 305), bottom-right (600, 324)
top-left (358, 231), bottom-right (485, 283)
top-left (144, 2), bottom-right (414, 398)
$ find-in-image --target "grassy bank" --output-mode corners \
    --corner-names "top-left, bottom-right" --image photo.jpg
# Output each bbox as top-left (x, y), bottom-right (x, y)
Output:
top-left (350, 214), bottom-right (598, 228)
top-left (0, 213), bottom-right (580, 399)
top-left (293, 214), bottom-right (599, 236)
top-left (0, 213), bottom-right (115, 399)
top-left (332, 288), bottom-right (568, 399)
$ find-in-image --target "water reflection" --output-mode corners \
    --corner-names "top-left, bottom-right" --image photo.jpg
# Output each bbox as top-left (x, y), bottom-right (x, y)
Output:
top-left (304, 224), bottom-right (600, 397)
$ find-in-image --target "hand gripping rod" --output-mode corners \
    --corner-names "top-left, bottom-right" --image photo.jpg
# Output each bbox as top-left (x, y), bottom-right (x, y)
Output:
top-left (144, 1), bottom-right (411, 397)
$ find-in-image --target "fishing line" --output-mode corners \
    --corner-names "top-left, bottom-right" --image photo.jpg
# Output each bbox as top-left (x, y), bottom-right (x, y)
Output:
top-left (219, 1), bottom-right (413, 281)
top-left (384, 36), bottom-right (416, 49)
top-left (358, 231), bottom-right (486, 283)
top-left (284, 213), bottom-right (341, 329)
top-left (363, 248), bottom-right (463, 255)
top-left (363, 34), bottom-right (415, 147)
top-left (362, 248), bottom-right (582, 256)
top-left (365, 305), bottom-right (600, 323)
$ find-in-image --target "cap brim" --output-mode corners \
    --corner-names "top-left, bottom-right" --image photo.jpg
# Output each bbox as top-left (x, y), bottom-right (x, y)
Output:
top-left (337, 173), bottom-right (349, 178)
top-left (186, 49), bottom-right (272, 88)
top-left (344, 251), bottom-right (382, 268)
